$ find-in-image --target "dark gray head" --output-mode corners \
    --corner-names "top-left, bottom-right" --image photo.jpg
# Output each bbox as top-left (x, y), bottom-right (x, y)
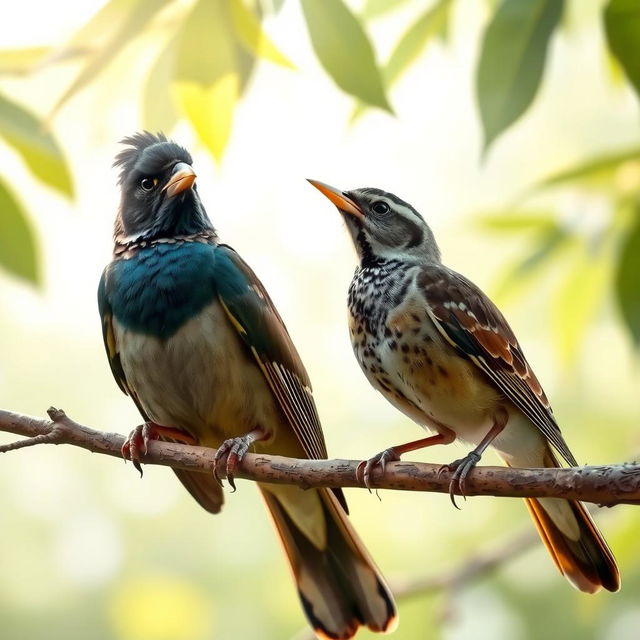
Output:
top-left (113, 132), bottom-right (214, 243)
top-left (309, 181), bottom-right (441, 265)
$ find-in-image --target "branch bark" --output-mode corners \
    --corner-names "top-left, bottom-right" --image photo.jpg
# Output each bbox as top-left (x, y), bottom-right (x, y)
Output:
top-left (1, 407), bottom-right (639, 506)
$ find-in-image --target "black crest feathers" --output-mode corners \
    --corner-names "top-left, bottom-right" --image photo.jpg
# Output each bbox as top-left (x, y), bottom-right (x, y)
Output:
top-left (114, 131), bottom-right (192, 185)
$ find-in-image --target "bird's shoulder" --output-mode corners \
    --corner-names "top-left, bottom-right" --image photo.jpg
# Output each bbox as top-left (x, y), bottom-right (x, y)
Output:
top-left (416, 263), bottom-right (545, 397)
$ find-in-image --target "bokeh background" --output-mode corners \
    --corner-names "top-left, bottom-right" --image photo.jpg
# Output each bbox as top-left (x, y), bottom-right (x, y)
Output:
top-left (1, 1), bottom-right (639, 638)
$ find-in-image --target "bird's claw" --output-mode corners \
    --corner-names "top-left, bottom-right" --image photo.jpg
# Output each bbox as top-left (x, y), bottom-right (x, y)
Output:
top-left (441, 451), bottom-right (482, 509)
top-left (122, 422), bottom-right (158, 477)
top-left (356, 447), bottom-right (400, 491)
top-left (213, 436), bottom-right (253, 491)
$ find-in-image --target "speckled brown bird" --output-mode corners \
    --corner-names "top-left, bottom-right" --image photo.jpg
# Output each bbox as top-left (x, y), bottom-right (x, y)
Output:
top-left (309, 180), bottom-right (620, 595)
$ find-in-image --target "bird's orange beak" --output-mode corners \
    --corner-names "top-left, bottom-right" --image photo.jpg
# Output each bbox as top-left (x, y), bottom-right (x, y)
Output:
top-left (307, 179), bottom-right (364, 220)
top-left (164, 162), bottom-right (196, 198)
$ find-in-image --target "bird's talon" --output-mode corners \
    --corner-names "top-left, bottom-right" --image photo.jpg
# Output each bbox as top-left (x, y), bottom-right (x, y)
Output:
top-left (445, 451), bottom-right (482, 506)
top-left (213, 465), bottom-right (224, 488)
top-left (437, 463), bottom-right (450, 477)
top-left (213, 434), bottom-right (256, 491)
top-left (358, 447), bottom-right (400, 492)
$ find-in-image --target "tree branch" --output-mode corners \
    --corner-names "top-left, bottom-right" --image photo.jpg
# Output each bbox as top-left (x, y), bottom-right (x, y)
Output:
top-left (0, 407), bottom-right (638, 506)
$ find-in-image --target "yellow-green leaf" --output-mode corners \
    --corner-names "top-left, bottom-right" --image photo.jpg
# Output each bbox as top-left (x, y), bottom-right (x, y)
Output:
top-left (352, 0), bottom-right (451, 121)
top-left (301, 0), bottom-right (391, 111)
top-left (604, 0), bottom-right (640, 100)
top-left (174, 0), bottom-right (239, 161)
top-left (386, 0), bottom-right (452, 84)
top-left (143, 38), bottom-right (179, 133)
top-left (176, 78), bottom-right (239, 162)
top-left (50, 0), bottom-right (172, 115)
top-left (477, 0), bottom-right (564, 154)
top-left (551, 241), bottom-right (612, 363)
top-left (533, 147), bottom-right (640, 191)
top-left (476, 210), bottom-right (557, 233)
top-left (492, 225), bottom-right (574, 303)
top-left (0, 177), bottom-right (39, 285)
top-left (361, 0), bottom-right (413, 20)
top-left (229, 0), bottom-right (294, 69)
top-left (0, 93), bottom-right (73, 197)
top-left (0, 46), bottom-right (50, 75)
top-left (615, 212), bottom-right (640, 346)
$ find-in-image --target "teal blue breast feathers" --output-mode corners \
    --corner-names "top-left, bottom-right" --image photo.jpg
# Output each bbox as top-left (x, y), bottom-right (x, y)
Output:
top-left (104, 242), bottom-right (219, 340)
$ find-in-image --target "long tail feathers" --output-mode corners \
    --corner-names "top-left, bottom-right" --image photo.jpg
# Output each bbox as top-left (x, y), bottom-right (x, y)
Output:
top-left (519, 449), bottom-right (620, 593)
top-left (260, 488), bottom-right (397, 639)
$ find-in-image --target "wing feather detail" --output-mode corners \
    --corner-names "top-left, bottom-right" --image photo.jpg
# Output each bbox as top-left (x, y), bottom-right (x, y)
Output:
top-left (419, 265), bottom-right (577, 466)
top-left (215, 246), bottom-right (329, 462)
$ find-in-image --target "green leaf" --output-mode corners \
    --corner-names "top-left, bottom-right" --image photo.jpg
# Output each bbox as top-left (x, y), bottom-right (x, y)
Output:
top-left (615, 212), bottom-right (640, 346)
top-left (0, 46), bottom-right (50, 75)
top-left (533, 147), bottom-right (640, 191)
top-left (143, 38), bottom-right (179, 133)
top-left (50, 0), bottom-right (172, 115)
top-left (551, 241), bottom-right (612, 363)
top-left (476, 210), bottom-right (557, 232)
top-left (386, 0), bottom-right (452, 87)
top-left (604, 0), bottom-right (640, 99)
top-left (301, 0), bottom-right (391, 111)
top-left (361, 0), bottom-right (413, 20)
top-left (476, 0), bottom-right (564, 154)
top-left (0, 93), bottom-right (73, 197)
top-left (0, 177), bottom-right (39, 285)
top-left (229, 0), bottom-right (294, 68)
top-left (352, 0), bottom-right (452, 122)
top-left (174, 0), bottom-right (239, 162)
top-left (492, 225), bottom-right (574, 303)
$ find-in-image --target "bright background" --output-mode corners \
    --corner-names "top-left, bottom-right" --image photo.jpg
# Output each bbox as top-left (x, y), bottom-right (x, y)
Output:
top-left (1, 1), bottom-right (639, 639)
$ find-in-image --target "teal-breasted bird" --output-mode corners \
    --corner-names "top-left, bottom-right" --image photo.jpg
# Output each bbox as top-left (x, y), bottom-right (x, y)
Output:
top-left (309, 180), bottom-right (620, 595)
top-left (97, 133), bottom-right (397, 639)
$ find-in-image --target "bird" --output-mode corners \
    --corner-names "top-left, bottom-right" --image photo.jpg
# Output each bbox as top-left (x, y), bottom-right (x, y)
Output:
top-left (97, 133), bottom-right (397, 639)
top-left (308, 179), bottom-right (620, 594)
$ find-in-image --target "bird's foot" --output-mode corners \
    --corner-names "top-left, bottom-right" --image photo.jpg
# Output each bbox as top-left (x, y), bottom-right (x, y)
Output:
top-left (213, 428), bottom-right (265, 491)
top-left (356, 447), bottom-right (401, 491)
top-left (439, 451), bottom-right (482, 509)
top-left (122, 422), bottom-right (196, 477)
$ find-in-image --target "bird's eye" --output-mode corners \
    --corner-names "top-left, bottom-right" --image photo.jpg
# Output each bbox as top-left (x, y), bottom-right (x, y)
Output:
top-left (140, 177), bottom-right (157, 192)
top-left (371, 200), bottom-right (390, 215)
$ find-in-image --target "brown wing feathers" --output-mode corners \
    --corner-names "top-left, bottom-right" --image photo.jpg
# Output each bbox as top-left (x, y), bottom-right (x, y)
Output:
top-left (420, 265), bottom-right (577, 466)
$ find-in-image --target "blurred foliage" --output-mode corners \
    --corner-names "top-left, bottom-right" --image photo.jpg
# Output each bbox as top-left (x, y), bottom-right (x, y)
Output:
top-left (475, 0), bottom-right (564, 154)
top-left (0, 177), bottom-right (39, 284)
top-left (477, 146), bottom-right (640, 357)
top-left (1, 1), bottom-right (640, 639)
top-left (0, 0), bottom-right (638, 349)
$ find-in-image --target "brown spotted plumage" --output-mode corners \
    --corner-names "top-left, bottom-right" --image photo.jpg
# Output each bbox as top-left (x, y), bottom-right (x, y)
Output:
top-left (310, 180), bottom-right (620, 594)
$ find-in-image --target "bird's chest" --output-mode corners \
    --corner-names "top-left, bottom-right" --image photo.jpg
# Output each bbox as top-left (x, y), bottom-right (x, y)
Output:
top-left (109, 246), bottom-right (279, 443)
top-left (349, 268), bottom-right (499, 436)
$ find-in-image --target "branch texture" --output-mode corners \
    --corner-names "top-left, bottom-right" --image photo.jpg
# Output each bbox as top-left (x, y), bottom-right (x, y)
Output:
top-left (0, 407), bottom-right (638, 506)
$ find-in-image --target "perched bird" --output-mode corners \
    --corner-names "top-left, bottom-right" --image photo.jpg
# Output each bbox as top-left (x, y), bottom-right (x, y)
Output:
top-left (309, 180), bottom-right (620, 594)
top-left (97, 133), bottom-right (397, 639)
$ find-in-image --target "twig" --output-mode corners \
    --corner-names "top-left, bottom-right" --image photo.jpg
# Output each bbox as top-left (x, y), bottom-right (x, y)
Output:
top-left (0, 407), bottom-right (639, 505)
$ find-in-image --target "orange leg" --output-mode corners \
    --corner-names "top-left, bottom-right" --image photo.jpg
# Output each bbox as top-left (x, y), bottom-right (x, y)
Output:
top-left (358, 429), bottom-right (456, 490)
top-left (122, 422), bottom-right (197, 476)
